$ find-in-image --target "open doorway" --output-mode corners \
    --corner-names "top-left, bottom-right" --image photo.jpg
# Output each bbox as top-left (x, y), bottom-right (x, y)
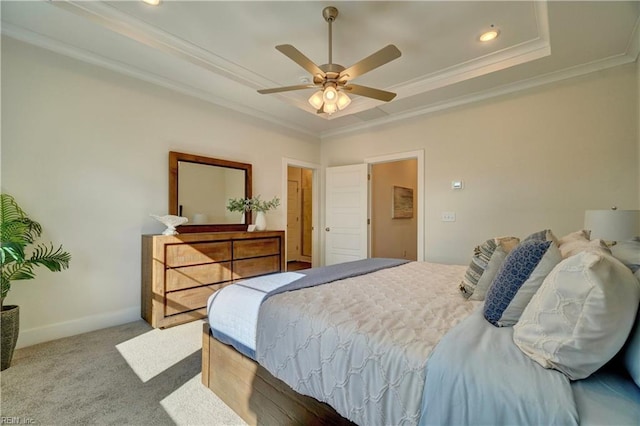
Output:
top-left (370, 159), bottom-right (418, 260)
top-left (283, 158), bottom-right (320, 270)
top-left (287, 166), bottom-right (312, 270)
top-left (365, 150), bottom-right (424, 261)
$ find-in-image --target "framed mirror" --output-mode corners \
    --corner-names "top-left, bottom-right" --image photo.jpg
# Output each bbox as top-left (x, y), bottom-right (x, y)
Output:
top-left (169, 151), bottom-right (252, 233)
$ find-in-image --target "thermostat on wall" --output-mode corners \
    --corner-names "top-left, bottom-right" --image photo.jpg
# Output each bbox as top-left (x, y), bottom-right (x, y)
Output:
top-left (451, 180), bottom-right (464, 190)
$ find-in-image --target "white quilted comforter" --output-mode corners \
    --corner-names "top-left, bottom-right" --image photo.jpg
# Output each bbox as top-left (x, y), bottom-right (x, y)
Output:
top-left (256, 261), bottom-right (481, 426)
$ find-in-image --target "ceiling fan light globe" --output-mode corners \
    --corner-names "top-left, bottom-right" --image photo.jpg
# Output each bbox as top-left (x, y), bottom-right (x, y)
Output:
top-left (308, 90), bottom-right (324, 109)
top-left (323, 86), bottom-right (338, 104)
top-left (323, 102), bottom-right (338, 114)
top-left (336, 92), bottom-right (351, 110)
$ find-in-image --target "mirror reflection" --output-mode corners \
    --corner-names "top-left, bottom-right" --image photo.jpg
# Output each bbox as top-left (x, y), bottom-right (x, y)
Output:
top-left (169, 151), bottom-right (252, 233)
top-left (177, 162), bottom-right (245, 224)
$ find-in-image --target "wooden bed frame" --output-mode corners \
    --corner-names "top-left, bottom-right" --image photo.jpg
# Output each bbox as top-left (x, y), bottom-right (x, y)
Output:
top-left (202, 323), bottom-right (354, 425)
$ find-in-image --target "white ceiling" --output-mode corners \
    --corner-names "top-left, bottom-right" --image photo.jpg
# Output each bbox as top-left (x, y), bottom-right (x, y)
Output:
top-left (2, 1), bottom-right (639, 139)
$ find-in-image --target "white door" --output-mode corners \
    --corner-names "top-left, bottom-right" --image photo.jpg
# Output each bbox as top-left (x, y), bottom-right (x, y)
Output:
top-left (325, 164), bottom-right (368, 265)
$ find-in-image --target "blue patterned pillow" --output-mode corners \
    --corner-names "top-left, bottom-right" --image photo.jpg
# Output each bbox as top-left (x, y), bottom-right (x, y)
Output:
top-left (524, 229), bottom-right (556, 242)
top-left (484, 240), bottom-right (561, 327)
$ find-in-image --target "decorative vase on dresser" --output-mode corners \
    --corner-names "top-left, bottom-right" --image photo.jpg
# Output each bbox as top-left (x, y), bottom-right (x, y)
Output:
top-left (254, 211), bottom-right (267, 231)
top-left (141, 230), bottom-right (285, 328)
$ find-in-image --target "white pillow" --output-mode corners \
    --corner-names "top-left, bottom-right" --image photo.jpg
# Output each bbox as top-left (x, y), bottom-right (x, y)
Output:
top-left (560, 238), bottom-right (610, 258)
top-left (513, 250), bottom-right (640, 380)
top-left (557, 229), bottom-right (590, 246)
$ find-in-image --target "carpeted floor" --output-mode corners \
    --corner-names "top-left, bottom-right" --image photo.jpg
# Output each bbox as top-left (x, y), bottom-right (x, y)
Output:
top-left (0, 319), bottom-right (247, 425)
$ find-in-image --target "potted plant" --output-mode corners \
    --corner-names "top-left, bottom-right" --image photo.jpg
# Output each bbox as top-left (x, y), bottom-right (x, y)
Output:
top-left (0, 194), bottom-right (71, 370)
top-left (227, 195), bottom-right (280, 231)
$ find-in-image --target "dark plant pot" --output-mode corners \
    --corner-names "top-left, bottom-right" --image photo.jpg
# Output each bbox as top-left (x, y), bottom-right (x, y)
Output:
top-left (1, 305), bottom-right (19, 371)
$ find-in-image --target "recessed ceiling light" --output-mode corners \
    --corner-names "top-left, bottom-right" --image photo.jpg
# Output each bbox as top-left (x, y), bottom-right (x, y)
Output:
top-left (480, 25), bottom-right (500, 42)
top-left (142, 0), bottom-right (161, 6)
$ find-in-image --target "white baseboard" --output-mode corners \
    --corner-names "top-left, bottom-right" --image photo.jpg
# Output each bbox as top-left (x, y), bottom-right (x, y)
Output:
top-left (16, 307), bottom-right (141, 349)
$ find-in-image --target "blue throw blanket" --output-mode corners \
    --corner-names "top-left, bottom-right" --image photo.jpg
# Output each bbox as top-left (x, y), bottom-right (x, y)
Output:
top-left (264, 257), bottom-right (409, 299)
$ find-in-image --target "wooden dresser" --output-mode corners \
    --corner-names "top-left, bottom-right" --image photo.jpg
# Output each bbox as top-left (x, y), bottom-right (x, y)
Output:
top-left (141, 231), bottom-right (285, 328)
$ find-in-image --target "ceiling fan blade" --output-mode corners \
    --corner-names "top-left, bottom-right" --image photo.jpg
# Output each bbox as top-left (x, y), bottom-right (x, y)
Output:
top-left (344, 84), bottom-right (397, 102)
top-left (276, 44), bottom-right (325, 77)
top-left (257, 84), bottom-right (317, 95)
top-left (339, 44), bottom-right (401, 81)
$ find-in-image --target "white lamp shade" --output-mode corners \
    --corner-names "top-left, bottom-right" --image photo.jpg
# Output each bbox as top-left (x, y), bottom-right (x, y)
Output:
top-left (323, 86), bottom-right (338, 104)
top-left (308, 90), bottom-right (324, 109)
top-left (336, 91), bottom-right (351, 110)
top-left (323, 102), bottom-right (337, 114)
top-left (584, 209), bottom-right (640, 241)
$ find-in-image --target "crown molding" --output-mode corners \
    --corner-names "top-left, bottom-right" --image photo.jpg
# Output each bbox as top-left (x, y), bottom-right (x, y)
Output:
top-left (319, 52), bottom-right (637, 140)
top-left (52, 0), bottom-right (329, 120)
top-left (51, 0), bottom-right (554, 122)
top-left (1, 24), bottom-right (319, 140)
top-left (333, 1), bottom-right (551, 118)
top-left (3, 0), bottom-right (637, 141)
top-left (52, 1), bottom-right (272, 89)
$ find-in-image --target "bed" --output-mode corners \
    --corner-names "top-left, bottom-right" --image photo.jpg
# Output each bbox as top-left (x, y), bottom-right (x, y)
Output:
top-left (202, 232), bottom-right (640, 425)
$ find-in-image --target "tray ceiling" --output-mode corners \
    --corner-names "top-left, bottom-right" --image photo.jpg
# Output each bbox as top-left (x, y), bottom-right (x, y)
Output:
top-left (2, 1), bottom-right (639, 139)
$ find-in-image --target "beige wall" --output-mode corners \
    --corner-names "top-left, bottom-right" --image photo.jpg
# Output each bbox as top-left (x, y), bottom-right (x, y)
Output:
top-left (1, 37), bottom-right (320, 348)
top-left (371, 160), bottom-right (417, 260)
top-left (322, 63), bottom-right (639, 265)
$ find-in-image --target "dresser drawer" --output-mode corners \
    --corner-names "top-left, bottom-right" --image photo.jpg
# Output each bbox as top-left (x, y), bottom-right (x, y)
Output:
top-left (233, 255), bottom-right (281, 279)
top-left (165, 241), bottom-right (232, 267)
top-left (233, 238), bottom-right (280, 259)
top-left (165, 284), bottom-right (227, 316)
top-left (165, 261), bottom-right (232, 292)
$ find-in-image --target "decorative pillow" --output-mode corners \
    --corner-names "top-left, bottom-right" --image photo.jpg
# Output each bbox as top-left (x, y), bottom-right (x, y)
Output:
top-left (524, 229), bottom-right (557, 243)
top-left (560, 238), bottom-right (610, 258)
top-left (459, 239), bottom-right (497, 297)
top-left (469, 236), bottom-right (520, 301)
top-left (513, 250), bottom-right (640, 380)
top-left (484, 240), bottom-right (561, 327)
top-left (556, 229), bottom-right (590, 257)
top-left (557, 229), bottom-right (591, 245)
top-left (611, 237), bottom-right (640, 273)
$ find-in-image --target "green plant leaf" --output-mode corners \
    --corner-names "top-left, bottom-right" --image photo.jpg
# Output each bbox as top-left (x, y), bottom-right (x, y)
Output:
top-left (0, 193), bottom-right (72, 304)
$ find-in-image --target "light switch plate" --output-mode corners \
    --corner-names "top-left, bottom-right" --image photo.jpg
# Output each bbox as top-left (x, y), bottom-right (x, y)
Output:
top-left (442, 212), bottom-right (456, 222)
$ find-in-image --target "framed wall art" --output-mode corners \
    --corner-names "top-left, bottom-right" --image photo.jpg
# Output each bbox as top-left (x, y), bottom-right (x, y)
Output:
top-left (392, 186), bottom-right (413, 219)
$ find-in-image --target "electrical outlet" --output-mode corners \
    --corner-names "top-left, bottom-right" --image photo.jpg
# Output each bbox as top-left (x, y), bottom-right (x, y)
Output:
top-left (442, 212), bottom-right (456, 222)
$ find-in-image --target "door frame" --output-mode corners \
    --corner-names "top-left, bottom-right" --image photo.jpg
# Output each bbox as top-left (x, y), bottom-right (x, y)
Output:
top-left (282, 157), bottom-right (321, 267)
top-left (364, 150), bottom-right (425, 261)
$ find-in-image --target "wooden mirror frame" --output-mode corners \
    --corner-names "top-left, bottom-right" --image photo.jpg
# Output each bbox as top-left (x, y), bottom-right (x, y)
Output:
top-left (169, 151), bottom-right (252, 233)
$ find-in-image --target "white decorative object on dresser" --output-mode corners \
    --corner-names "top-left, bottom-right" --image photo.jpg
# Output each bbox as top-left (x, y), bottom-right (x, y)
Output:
top-left (141, 231), bottom-right (284, 328)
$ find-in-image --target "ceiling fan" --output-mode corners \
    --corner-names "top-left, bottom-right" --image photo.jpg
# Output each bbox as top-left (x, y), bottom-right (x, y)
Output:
top-left (257, 6), bottom-right (402, 115)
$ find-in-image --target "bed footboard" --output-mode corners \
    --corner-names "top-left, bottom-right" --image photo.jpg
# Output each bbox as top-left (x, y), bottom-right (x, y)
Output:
top-left (202, 323), bottom-right (353, 425)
